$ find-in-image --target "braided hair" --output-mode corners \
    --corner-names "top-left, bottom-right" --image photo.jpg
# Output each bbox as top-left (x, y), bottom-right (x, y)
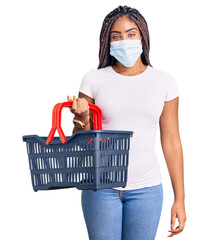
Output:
top-left (98, 5), bottom-right (152, 69)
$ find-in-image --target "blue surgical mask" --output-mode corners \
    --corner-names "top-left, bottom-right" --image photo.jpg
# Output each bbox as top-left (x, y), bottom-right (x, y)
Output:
top-left (110, 38), bottom-right (143, 67)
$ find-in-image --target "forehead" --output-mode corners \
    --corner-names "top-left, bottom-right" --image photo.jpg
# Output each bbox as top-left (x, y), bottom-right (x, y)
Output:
top-left (110, 16), bottom-right (139, 32)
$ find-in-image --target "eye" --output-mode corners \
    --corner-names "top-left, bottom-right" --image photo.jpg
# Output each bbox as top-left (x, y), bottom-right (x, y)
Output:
top-left (112, 35), bottom-right (120, 39)
top-left (129, 33), bottom-right (136, 37)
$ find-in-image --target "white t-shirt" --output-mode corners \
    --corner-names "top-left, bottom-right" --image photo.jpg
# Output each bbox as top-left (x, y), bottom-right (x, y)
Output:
top-left (79, 65), bottom-right (180, 190)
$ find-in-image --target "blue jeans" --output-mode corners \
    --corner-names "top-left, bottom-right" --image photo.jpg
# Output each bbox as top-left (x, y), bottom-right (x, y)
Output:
top-left (81, 183), bottom-right (163, 240)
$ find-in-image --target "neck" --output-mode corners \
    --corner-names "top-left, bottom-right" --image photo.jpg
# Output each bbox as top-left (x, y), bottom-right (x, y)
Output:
top-left (113, 58), bottom-right (147, 76)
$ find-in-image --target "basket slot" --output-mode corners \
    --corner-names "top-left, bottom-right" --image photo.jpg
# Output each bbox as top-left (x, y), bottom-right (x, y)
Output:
top-left (97, 136), bottom-right (129, 151)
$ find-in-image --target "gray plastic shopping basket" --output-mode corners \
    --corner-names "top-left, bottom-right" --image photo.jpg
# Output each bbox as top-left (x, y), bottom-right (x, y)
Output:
top-left (22, 101), bottom-right (133, 192)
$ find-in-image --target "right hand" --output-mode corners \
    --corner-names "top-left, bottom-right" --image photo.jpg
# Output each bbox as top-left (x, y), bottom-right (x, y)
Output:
top-left (67, 95), bottom-right (89, 121)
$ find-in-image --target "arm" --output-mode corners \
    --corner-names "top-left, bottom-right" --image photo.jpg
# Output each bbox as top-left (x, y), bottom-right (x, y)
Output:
top-left (72, 92), bottom-right (95, 134)
top-left (159, 97), bottom-right (184, 201)
top-left (159, 96), bottom-right (187, 236)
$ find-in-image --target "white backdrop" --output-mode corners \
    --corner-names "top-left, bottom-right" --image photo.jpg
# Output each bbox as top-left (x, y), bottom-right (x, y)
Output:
top-left (1, 0), bottom-right (207, 239)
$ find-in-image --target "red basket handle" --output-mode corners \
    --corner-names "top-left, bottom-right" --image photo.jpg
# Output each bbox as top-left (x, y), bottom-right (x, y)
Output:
top-left (46, 101), bottom-right (103, 145)
top-left (56, 101), bottom-right (102, 144)
top-left (46, 103), bottom-right (62, 145)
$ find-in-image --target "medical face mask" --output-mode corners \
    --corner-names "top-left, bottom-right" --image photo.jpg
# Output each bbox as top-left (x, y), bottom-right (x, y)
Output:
top-left (110, 38), bottom-right (143, 67)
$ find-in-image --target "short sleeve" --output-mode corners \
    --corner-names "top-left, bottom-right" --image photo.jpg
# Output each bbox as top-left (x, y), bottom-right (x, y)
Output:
top-left (78, 70), bottom-right (95, 98)
top-left (164, 73), bottom-right (180, 101)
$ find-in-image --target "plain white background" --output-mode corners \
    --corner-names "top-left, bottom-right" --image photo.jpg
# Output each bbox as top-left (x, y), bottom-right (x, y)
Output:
top-left (1, 0), bottom-right (207, 239)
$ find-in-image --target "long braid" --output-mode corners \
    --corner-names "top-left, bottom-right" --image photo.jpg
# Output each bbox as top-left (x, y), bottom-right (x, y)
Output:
top-left (98, 5), bottom-right (153, 69)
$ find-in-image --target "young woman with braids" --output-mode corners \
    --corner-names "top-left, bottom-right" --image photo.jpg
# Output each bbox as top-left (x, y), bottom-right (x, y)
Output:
top-left (68, 5), bottom-right (186, 240)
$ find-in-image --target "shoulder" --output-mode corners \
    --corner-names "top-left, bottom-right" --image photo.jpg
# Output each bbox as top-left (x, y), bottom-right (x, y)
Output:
top-left (149, 66), bottom-right (175, 79)
top-left (83, 66), bottom-right (111, 78)
top-left (151, 67), bottom-right (179, 100)
top-left (149, 66), bottom-right (178, 87)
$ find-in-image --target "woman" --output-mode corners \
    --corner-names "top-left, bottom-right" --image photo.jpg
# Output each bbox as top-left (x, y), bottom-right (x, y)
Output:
top-left (68, 5), bottom-right (186, 240)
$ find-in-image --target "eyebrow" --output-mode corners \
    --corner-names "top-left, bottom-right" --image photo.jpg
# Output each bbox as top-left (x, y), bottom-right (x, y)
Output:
top-left (110, 28), bottom-right (138, 34)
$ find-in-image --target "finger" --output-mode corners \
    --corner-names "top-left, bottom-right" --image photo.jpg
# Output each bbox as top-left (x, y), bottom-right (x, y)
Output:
top-left (77, 97), bottom-right (88, 108)
top-left (168, 225), bottom-right (183, 236)
top-left (172, 218), bottom-right (185, 234)
top-left (171, 217), bottom-right (186, 234)
top-left (72, 95), bottom-right (77, 110)
top-left (168, 226), bottom-right (181, 237)
top-left (84, 98), bottom-right (89, 109)
top-left (168, 233), bottom-right (176, 237)
top-left (171, 214), bottom-right (176, 232)
top-left (67, 95), bottom-right (72, 101)
top-left (170, 226), bottom-right (183, 235)
top-left (179, 218), bottom-right (185, 230)
top-left (168, 228), bottom-right (177, 237)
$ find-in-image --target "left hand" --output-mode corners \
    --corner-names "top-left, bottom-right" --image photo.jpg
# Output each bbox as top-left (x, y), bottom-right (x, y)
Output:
top-left (167, 200), bottom-right (187, 237)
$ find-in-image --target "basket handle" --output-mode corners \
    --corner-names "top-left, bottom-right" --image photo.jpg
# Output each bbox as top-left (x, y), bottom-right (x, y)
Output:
top-left (46, 101), bottom-right (102, 145)
top-left (56, 101), bottom-right (102, 144)
top-left (46, 103), bottom-right (61, 145)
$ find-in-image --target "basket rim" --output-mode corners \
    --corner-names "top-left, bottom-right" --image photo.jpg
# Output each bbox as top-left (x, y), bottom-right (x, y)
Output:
top-left (22, 130), bottom-right (134, 145)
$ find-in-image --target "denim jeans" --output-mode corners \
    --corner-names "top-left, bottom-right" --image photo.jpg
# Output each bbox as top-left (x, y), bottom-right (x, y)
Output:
top-left (81, 183), bottom-right (163, 240)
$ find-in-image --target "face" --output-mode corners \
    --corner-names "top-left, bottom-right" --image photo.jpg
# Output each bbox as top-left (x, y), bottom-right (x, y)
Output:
top-left (110, 16), bottom-right (142, 43)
